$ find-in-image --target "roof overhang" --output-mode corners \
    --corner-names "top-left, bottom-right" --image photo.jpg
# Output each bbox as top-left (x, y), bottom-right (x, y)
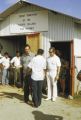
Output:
top-left (0, 0), bottom-right (29, 21)
top-left (0, 0), bottom-right (81, 24)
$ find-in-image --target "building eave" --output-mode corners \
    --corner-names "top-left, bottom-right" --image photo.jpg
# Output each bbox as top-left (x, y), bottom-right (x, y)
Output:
top-left (0, 0), bottom-right (81, 24)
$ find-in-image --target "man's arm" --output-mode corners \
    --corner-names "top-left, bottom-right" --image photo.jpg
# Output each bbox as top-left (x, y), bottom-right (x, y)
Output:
top-left (55, 66), bottom-right (61, 80)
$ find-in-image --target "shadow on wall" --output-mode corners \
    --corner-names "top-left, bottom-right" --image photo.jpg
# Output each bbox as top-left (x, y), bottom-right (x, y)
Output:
top-left (32, 111), bottom-right (63, 120)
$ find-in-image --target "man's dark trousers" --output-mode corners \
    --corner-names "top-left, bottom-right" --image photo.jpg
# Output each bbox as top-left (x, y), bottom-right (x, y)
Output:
top-left (32, 80), bottom-right (43, 107)
top-left (24, 75), bottom-right (32, 102)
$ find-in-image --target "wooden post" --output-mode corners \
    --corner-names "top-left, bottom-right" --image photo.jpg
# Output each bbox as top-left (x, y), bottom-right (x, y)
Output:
top-left (70, 40), bottom-right (75, 96)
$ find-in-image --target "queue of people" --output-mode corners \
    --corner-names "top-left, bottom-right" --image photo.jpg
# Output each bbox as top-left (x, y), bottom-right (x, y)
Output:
top-left (0, 44), bottom-right (70, 108)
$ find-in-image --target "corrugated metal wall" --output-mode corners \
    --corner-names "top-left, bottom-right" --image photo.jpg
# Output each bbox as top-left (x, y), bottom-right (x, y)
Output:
top-left (74, 23), bottom-right (81, 39)
top-left (0, 4), bottom-right (81, 57)
top-left (41, 11), bottom-right (75, 57)
top-left (0, 4), bottom-right (81, 39)
top-left (42, 11), bottom-right (75, 42)
top-left (0, 4), bottom-right (81, 93)
top-left (0, 22), bottom-right (1, 30)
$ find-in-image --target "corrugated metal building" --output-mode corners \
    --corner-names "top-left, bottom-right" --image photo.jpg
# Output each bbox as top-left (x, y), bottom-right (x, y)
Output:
top-left (0, 0), bottom-right (81, 95)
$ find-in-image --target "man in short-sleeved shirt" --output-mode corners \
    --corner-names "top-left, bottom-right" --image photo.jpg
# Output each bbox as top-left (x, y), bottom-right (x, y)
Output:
top-left (46, 47), bottom-right (61, 102)
top-left (0, 52), bottom-right (10, 85)
top-left (10, 51), bottom-right (22, 85)
top-left (28, 49), bottom-right (46, 107)
top-left (21, 44), bottom-right (34, 103)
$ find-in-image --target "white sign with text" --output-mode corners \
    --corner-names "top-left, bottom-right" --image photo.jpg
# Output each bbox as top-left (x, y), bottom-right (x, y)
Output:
top-left (10, 10), bottom-right (48, 33)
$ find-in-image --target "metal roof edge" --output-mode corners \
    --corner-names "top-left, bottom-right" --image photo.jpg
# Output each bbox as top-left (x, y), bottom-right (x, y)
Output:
top-left (26, 0), bottom-right (81, 22)
top-left (0, 0), bottom-right (28, 21)
top-left (0, 0), bottom-right (81, 23)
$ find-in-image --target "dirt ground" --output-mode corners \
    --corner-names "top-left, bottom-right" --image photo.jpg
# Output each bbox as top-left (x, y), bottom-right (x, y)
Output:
top-left (0, 85), bottom-right (81, 120)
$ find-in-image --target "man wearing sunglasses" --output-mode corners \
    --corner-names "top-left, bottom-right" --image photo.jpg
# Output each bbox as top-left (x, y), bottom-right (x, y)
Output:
top-left (46, 47), bottom-right (61, 101)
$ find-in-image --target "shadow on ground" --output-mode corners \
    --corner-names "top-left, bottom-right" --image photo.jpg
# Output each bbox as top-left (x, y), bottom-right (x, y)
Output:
top-left (32, 111), bottom-right (63, 120)
top-left (0, 92), bottom-right (24, 102)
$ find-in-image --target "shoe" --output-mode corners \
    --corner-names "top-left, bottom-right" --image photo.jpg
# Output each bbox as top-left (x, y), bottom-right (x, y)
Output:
top-left (27, 101), bottom-right (31, 104)
top-left (45, 98), bottom-right (51, 101)
top-left (34, 105), bottom-right (39, 108)
top-left (24, 98), bottom-right (29, 103)
top-left (38, 102), bottom-right (41, 106)
top-left (24, 99), bottom-right (29, 103)
top-left (33, 103), bottom-right (39, 108)
top-left (52, 98), bottom-right (56, 102)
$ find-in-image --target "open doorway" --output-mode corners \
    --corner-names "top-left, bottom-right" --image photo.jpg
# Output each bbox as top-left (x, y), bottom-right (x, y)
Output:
top-left (0, 35), bottom-right (26, 57)
top-left (51, 41), bottom-right (71, 96)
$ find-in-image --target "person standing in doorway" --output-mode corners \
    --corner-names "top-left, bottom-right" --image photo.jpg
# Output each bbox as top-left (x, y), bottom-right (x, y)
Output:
top-left (21, 44), bottom-right (34, 103)
top-left (0, 50), bottom-right (3, 59)
top-left (0, 50), bottom-right (3, 83)
top-left (56, 50), bottom-right (70, 97)
top-left (28, 49), bottom-right (46, 107)
top-left (10, 51), bottom-right (22, 86)
top-left (45, 47), bottom-right (61, 101)
top-left (0, 52), bottom-right (10, 85)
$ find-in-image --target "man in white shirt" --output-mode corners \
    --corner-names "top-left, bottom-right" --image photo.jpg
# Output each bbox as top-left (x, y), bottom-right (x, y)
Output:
top-left (0, 50), bottom-right (3, 59)
top-left (46, 47), bottom-right (61, 101)
top-left (28, 49), bottom-right (46, 107)
top-left (10, 51), bottom-right (22, 85)
top-left (0, 50), bottom-right (3, 83)
top-left (0, 52), bottom-right (10, 85)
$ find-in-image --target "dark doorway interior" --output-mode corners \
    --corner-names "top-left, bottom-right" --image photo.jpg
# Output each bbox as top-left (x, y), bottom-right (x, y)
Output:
top-left (7, 35), bottom-right (26, 55)
top-left (0, 35), bottom-right (26, 85)
top-left (51, 41), bottom-right (70, 61)
top-left (0, 35), bottom-right (26, 56)
top-left (51, 41), bottom-right (71, 96)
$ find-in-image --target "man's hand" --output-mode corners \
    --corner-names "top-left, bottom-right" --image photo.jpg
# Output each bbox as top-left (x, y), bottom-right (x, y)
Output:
top-left (55, 74), bottom-right (59, 81)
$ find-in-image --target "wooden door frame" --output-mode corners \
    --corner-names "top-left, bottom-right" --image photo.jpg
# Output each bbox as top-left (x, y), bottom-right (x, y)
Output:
top-left (70, 40), bottom-right (75, 96)
top-left (50, 40), bottom-right (75, 96)
top-left (26, 33), bottom-right (40, 53)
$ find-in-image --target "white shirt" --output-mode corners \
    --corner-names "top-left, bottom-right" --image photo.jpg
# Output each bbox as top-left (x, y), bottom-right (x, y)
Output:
top-left (47, 54), bottom-right (61, 73)
top-left (0, 57), bottom-right (10, 69)
top-left (11, 56), bottom-right (21, 68)
top-left (0, 54), bottom-right (3, 59)
top-left (28, 55), bottom-right (46, 81)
